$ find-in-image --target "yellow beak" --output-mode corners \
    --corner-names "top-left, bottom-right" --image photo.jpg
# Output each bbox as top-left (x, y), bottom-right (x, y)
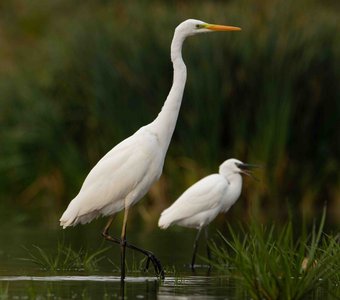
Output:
top-left (205, 24), bottom-right (241, 31)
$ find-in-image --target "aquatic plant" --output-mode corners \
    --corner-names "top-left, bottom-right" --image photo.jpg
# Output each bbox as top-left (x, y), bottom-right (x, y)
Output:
top-left (210, 209), bottom-right (340, 299)
top-left (23, 242), bottom-right (109, 272)
top-left (107, 254), bottom-right (150, 275)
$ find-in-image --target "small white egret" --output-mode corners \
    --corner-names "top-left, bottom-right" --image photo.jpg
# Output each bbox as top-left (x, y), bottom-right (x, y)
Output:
top-left (158, 158), bottom-right (257, 270)
top-left (59, 19), bottom-right (241, 280)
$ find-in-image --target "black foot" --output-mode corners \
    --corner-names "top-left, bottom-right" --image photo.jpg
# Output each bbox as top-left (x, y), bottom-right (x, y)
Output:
top-left (143, 252), bottom-right (164, 280)
top-left (102, 232), bottom-right (164, 280)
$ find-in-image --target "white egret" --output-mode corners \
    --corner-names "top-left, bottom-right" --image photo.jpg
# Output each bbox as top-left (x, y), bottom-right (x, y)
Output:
top-left (59, 19), bottom-right (241, 280)
top-left (158, 158), bottom-right (257, 270)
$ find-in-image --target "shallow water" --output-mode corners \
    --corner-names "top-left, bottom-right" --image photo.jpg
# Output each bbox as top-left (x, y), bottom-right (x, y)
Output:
top-left (0, 275), bottom-right (237, 299)
top-left (0, 221), bottom-right (238, 299)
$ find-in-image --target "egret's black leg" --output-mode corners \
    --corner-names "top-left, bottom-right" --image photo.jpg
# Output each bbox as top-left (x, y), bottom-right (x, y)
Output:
top-left (120, 278), bottom-right (125, 299)
top-left (205, 226), bottom-right (212, 270)
top-left (102, 216), bottom-right (164, 280)
top-left (191, 228), bottom-right (202, 271)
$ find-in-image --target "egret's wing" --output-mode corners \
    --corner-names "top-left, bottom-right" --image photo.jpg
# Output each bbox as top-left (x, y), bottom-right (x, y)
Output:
top-left (81, 127), bottom-right (156, 189)
top-left (62, 127), bottom-right (163, 223)
top-left (159, 174), bottom-right (229, 227)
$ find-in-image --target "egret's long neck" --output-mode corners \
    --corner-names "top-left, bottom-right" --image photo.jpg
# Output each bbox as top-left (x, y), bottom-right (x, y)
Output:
top-left (150, 31), bottom-right (187, 152)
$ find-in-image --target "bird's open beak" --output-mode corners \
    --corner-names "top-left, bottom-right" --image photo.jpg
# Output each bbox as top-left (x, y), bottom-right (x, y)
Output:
top-left (205, 24), bottom-right (241, 31)
top-left (236, 163), bottom-right (260, 180)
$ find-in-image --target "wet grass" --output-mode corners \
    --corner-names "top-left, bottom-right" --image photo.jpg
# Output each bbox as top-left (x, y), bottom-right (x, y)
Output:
top-left (108, 255), bottom-right (152, 275)
top-left (210, 209), bottom-right (340, 299)
top-left (22, 242), bottom-right (110, 272)
top-left (22, 242), bottom-right (162, 277)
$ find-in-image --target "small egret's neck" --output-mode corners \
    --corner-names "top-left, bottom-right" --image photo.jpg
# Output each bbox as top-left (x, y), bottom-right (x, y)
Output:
top-left (220, 170), bottom-right (243, 191)
top-left (226, 172), bottom-right (243, 185)
top-left (149, 30), bottom-right (187, 152)
top-left (221, 172), bottom-right (243, 211)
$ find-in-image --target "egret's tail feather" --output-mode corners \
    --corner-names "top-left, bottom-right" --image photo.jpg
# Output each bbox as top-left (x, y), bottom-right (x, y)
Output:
top-left (59, 201), bottom-right (80, 229)
top-left (59, 213), bottom-right (76, 229)
top-left (60, 199), bottom-right (104, 228)
top-left (158, 212), bottom-right (173, 229)
top-left (60, 218), bottom-right (75, 229)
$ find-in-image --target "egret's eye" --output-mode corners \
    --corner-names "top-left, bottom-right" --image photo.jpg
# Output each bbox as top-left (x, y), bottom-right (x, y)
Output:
top-left (195, 24), bottom-right (203, 29)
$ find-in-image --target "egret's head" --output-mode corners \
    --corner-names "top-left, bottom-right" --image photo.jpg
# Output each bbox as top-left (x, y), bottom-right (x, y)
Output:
top-left (175, 19), bottom-right (241, 38)
top-left (219, 158), bottom-right (258, 178)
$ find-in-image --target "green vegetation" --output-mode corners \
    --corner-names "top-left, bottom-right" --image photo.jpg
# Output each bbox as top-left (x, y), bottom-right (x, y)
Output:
top-left (210, 210), bottom-right (340, 299)
top-left (23, 242), bottom-right (158, 275)
top-left (0, 283), bottom-right (9, 299)
top-left (0, 0), bottom-right (339, 227)
top-left (23, 243), bottom-right (109, 272)
top-left (108, 255), bottom-right (152, 275)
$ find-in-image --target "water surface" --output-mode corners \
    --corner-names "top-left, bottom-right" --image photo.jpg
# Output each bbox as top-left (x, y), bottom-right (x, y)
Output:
top-left (0, 221), bottom-right (237, 299)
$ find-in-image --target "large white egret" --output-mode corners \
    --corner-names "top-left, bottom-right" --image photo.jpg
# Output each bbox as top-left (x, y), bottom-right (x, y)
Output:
top-left (60, 19), bottom-right (241, 280)
top-left (159, 159), bottom-right (257, 270)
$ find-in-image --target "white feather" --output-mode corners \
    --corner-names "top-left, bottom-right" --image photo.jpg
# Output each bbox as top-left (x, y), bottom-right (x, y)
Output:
top-left (158, 158), bottom-right (246, 230)
top-left (60, 127), bottom-right (164, 228)
top-left (159, 174), bottom-right (229, 229)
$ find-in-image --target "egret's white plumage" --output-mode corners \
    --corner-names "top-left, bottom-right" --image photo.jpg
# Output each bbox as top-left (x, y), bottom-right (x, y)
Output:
top-left (60, 128), bottom-right (164, 228)
top-left (158, 158), bottom-right (255, 270)
top-left (59, 19), bottom-right (241, 279)
top-left (60, 19), bottom-right (241, 229)
top-left (159, 159), bottom-right (246, 230)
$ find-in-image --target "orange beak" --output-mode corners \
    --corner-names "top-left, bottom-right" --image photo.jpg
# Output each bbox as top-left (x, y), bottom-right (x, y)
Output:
top-left (205, 24), bottom-right (241, 31)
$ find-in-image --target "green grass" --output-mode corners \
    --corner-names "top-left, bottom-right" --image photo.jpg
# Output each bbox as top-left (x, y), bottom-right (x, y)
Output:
top-left (107, 255), bottom-right (150, 275)
top-left (23, 242), bottom-right (110, 272)
top-left (23, 243), bottom-right (161, 275)
top-left (210, 209), bottom-right (340, 299)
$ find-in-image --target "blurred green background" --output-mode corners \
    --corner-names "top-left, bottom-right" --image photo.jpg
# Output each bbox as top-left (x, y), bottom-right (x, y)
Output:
top-left (0, 0), bottom-right (339, 229)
